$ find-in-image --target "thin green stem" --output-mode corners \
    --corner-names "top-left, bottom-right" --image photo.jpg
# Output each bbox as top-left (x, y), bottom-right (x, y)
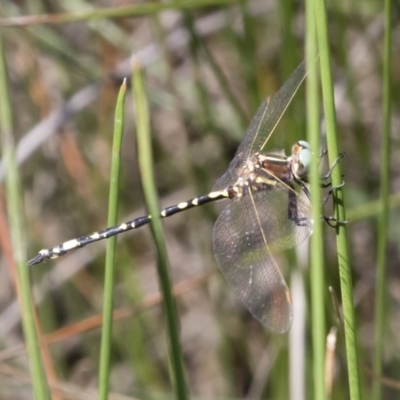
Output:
top-left (238, 0), bottom-right (259, 111)
top-left (98, 80), bottom-right (127, 400)
top-left (132, 60), bottom-right (188, 400)
top-left (306, 3), bottom-right (326, 399)
top-left (372, 0), bottom-right (392, 398)
top-left (201, 42), bottom-right (248, 128)
top-left (0, 26), bottom-right (49, 400)
top-left (1, 0), bottom-right (236, 26)
top-left (313, 0), bottom-right (361, 399)
top-left (347, 193), bottom-right (400, 222)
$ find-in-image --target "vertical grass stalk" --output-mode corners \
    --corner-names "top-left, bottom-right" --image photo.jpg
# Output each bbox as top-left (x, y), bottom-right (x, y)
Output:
top-left (313, 0), bottom-right (362, 399)
top-left (98, 79), bottom-right (127, 400)
top-left (305, 3), bottom-right (326, 399)
top-left (132, 58), bottom-right (188, 400)
top-left (0, 27), bottom-right (50, 400)
top-left (372, 0), bottom-right (392, 398)
top-left (238, 0), bottom-right (259, 111)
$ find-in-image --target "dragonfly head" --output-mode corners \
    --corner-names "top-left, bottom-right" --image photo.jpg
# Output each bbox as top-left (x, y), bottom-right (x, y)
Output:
top-left (290, 140), bottom-right (311, 181)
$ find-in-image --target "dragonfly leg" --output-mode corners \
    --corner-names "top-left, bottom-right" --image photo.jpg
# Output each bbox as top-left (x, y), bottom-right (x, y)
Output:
top-left (319, 149), bottom-right (328, 158)
top-left (319, 152), bottom-right (348, 226)
top-left (288, 188), bottom-right (312, 227)
top-left (319, 151), bottom-right (346, 210)
top-left (322, 181), bottom-right (346, 206)
top-left (320, 181), bottom-right (349, 226)
top-left (321, 182), bottom-right (330, 189)
top-left (320, 152), bottom-right (346, 181)
top-left (321, 215), bottom-right (349, 227)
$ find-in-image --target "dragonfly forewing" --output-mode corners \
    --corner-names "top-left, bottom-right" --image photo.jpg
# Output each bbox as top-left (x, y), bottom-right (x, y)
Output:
top-left (213, 61), bottom-right (307, 193)
top-left (239, 61), bottom-right (307, 158)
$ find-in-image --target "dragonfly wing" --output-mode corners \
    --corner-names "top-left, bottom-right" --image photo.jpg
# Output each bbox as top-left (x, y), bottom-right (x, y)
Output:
top-left (212, 155), bottom-right (243, 191)
top-left (237, 61), bottom-right (307, 159)
top-left (213, 61), bottom-right (307, 191)
top-left (212, 198), bottom-right (277, 332)
top-left (213, 185), bottom-right (311, 332)
top-left (250, 183), bottom-right (312, 253)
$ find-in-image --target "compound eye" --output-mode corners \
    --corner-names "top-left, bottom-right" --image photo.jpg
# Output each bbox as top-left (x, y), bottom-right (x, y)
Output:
top-left (298, 141), bottom-right (311, 172)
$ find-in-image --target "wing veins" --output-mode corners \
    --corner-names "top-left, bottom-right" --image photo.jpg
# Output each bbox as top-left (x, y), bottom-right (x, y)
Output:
top-left (247, 96), bottom-right (271, 158)
top-left (258, 76), bottom-right (306, 152)
top-left (248, 188), bottom-right (287, 283)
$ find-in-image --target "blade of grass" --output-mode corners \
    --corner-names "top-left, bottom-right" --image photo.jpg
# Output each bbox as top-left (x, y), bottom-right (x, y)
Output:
top-left (98, 79), bottom-right (127, 400)
top-left (347, 193), bottom-right (400, 222)
top-left (313, 1), bottom-right (362, 399)
top-left (1, 0), bottom-right (236, 26)
top-left (0, 27), bottom-right (49, 399)
top-left (238, 0), bottom-right (259, 111)
top-left (200, 41), bottom-right (249, 128)
top-left (132, 58), bottom-right (188, 400)
top-left (372, 0), bottom-right (392, 398)
top-left (181, 11), bottom-right (216, 135)
top-left (306, 3), bottom-right (326, 399)
top-left (279, 0), bottom-right (298, 75)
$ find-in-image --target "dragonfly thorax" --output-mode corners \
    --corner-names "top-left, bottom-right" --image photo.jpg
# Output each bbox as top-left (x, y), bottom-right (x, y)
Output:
top-left (226, 141), bottom-right (311, 201)
top-left (227, 151), bottom-right (292, 199)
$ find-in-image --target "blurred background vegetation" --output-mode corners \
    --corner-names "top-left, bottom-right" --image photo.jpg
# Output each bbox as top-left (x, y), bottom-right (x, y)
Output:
top-left (0, 0), bottom-right (399, 399)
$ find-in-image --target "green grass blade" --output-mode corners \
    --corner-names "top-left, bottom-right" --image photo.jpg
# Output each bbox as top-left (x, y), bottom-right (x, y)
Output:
top-left (313, 1), bottom-right (362, 399)
top-left (132, 59), bottom-right (188, 400)
top-left (305, 4), bottom-right (326, 399)
top-left (98, 79), bottom-right (127, 400)
top-left (0, 28), bottom-right (50, 399)
top-left (238, 0), bottom-right (259, 111)
top-left (1, 0), bottom-right (236, 26)
top-left (181, 11), bottom-right (217, 135)
top-left (201, 42), bottom-right (248, 128)
top-left (347, 193), bottom-right (400, 222)
top-left (372, 0), bottom-right (392, 398)
top-left (279, 0), bottom-right (298, 75)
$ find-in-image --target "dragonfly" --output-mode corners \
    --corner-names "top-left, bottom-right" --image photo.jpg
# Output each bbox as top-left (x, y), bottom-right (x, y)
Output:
top-left (29, 61), bottom-right (317, 333)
